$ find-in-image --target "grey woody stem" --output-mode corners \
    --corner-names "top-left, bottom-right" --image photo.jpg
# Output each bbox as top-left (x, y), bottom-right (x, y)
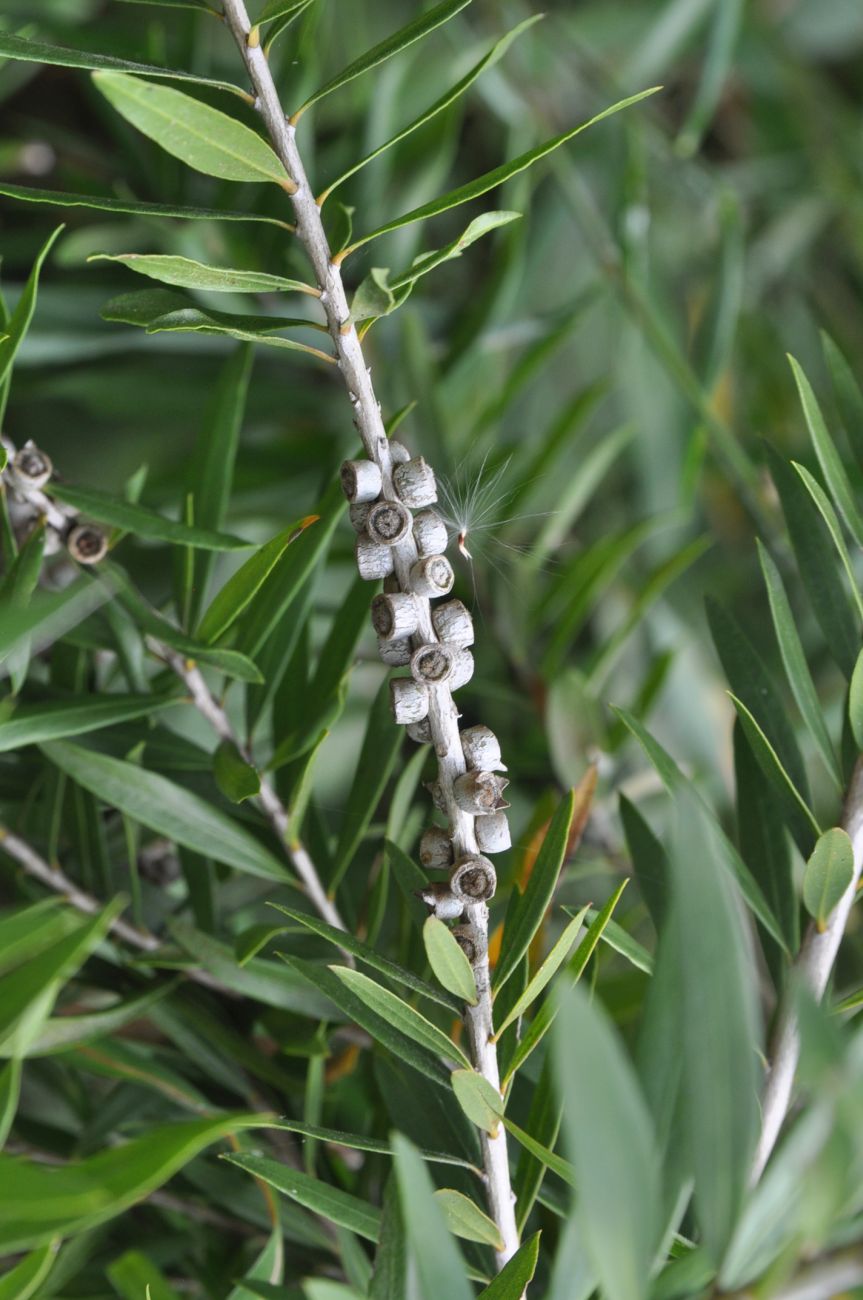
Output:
top-left (147, 638), bottom-right (349, 942)
top-left (0, 822), bottom-right (228, 994)
top-left (219, 0), bottom-right (519, 1267)
top-left (751, 755), bottom-right (863, 1182)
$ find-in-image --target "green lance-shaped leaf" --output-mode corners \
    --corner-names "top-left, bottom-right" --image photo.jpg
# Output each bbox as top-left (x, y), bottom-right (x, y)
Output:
top-left (493, 789), bottom-right (575, 993)
top-left (555, 984), bottom-right (663, 1300)
top-left (792, 461), bottom-right (863, 624)
top-left (0, 1060), bottom-right (20, 1152)
top-left (432, 1190), bottom-right (502, 1250)
top-left (728, 692), bottom-right (821, 845)
top-left (169, 923), bottom-right (329, 1016)
top-left (369, 1174), bottom-right (406, 1300)
top-left (476, 1233), bottom-right (541, 1299)
top-left (41, 741), bottom-right (290, 884)
top-left (577, 907), bottom-right (654, 974)
top-left (293, 0), bottom-right (472, 120)
top-left (503, 1116), bottom-right (576, 1189)
top-left (0, 31), bottom-right (246, 97)
top-left (331, 967), bottom-right (471, 1070)
top-left (12, 984), bottom-right (175, 1058)
top-left (108, 1252), bottom-right (183, 1300)
top-left (803, 828), bottom-right (854, 932)
top-left (822, 329), bottom-right (863, 475)
top-left (0, 900), bottom-right (81, 982)
top-left (265, 1120), bottom-right (477, 1174)
top-left (263, 0), bottom-right (316, 53)
top-left (619, 793), bottom-right (669, 930)
top-left (493, 904), bottom-right (589, 1040)
top-left (50, 481), bottom-right (252, 552)
top-left (258, 0), bottom-right (312, 23)
top-left (389, 212), bottom-right (522, 292)
top-left (0, 1116), bottom-right (262, 1252)
top-left (224, 1153), bottom-right (380, 1241)
top-left (319, 15), bottom-right (541, 203)
top-left (501, 880), bottom-right (628, 1087)
top-left (0, 1241), bottom-right (59, 1300)
top-left (101, 289), bottom-right (335, 364)
top-left (392, 1134), bottom-right (474, 1300)
top-left (851, 649), bottom-right (863, 751)
top-left (0, 182), bottom-right (293, 229)
top-left (0, 693), bottom-right (174, 753)
top-left (423, 917), bottom-right (477, 1006)
top-left (213, 741), bottom-right (260, 804)
top-left (114, 0), bottom-right (217, 10)
top-left (92, 73), bottom-right (293, 187)
top-left (340, 87), bottom-right (659, 259)
top-left (196, 518), bottom-right (318, 644)
top-left (0, 227), bottom-right (63, 390)
top-left (757, 540), bottom-right (841, 788)
top-left (788, 354), bottom-right (863, 548)
top-left (90, 253), bottom-right (317, 297)
top-left (265, 905), bottom-right (460, 1013)
top-left (450, 1069), bottom-right (503, 1136)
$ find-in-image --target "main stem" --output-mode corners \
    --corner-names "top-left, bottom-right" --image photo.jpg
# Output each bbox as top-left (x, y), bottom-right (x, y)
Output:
top-left (751, 755), bottom-right (863, 1181)
top-left (220, 0), bottom-right (518, 1266)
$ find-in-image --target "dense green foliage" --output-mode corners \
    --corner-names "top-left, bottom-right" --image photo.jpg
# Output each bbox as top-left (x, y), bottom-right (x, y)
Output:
top-left (2, 1), bottom-right (863, 1297)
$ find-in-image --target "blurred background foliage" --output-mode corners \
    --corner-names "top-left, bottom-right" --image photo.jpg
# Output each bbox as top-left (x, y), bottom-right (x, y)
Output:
top-left (3, 0), bottom-right (863, 1295)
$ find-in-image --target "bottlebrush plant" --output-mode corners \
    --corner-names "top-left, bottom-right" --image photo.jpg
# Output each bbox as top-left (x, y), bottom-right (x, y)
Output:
top-left (2, 2), bottom-right (863, 1299)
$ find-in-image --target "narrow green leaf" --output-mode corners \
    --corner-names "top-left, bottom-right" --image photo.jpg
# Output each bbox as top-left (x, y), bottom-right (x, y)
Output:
top-left (728, 692), bottom-right (821, 843)
top-left (213, 740), bottom-right (260, 804)
top-left (101, 288), bottom-right (334, 363)
top-left (513, 1059), bottom-right (559, 1232)
top-left (619, 794), bottom-right (669, 930)
top-left (851, 649), bottom-right (863, 751)
top-left (263, 0), bottom-right (316, 52)
top-left (169, 924), bottom-right (331, 1015)
top-left (757, 541), bottom-right (841, 787)
top-left (493, 790), bottom-right (575, 993)
top-left (294, 0), bottom-right (472, 119)
top-left (90, 253), bottom-right (316, 296)
top-left (389, 212), bottom-right (521, 294)
top-left (450, 1069), bottom-right (503, 1135)
top-left (258, 0), bottom-right (312, 22)
top-left (42, 741), bottom-right (290, 883)
top-left (14, 984), bottom-right (175, 1057)
top-left (197, 519), bottom-right (317, 643)
top-left (319, 16), bottom-right (541, 202)
top-left (331, 967), bottom-right (471, 1069)
top-left (432, 1190), bottom-right (502, 1250)
top-left (503, 1116), bottom-right (575, 1189)
top-left (392, 1135), bottom-right (473, 1300)
top-left (792, 461), bottom-right (863, 623)
top-left (268, 906), bottom-right (460, 1012)
top-left (493, 905), bottom-right (589, 1040)
top-left (423, 918), bottom-right (477, 1006)
top-left (789, 354), bottom-right (863, 547)
top-left (0, 1060), bottom-right (21, 1152)
top-left (577, 908), bottom-right (654, 974)
top-left (0, 182), bottom-right (292, 229)
top-left (0, 901), bottom-right (81, 977)
top-left (554, 984), bottom-right (662, 1300)
top-left (50, 482), bottom-right (251, 551)
top-left (501, 881), bottom-right (627, 1087)
top-left (0, 31), bottom-right (244, 97)
top-left (0, 1116), bottom-right (261, 1252)
top-left (369, 1174), bottom-right (406, 1300)
top-left (764, 443), bottom-right (859, 677)
top-left (114, 0), bottom-right (216, 9)
top-left (93, 73), bottom-right (291, 186)
top-left (108, 1252), bottom-right (183, 1300)
top-left (476, 1233), bottom-right (541, 1299)
top-left (733, 720), bottom-right (797, 962)
top-left (329, 677), bottom-right (404, 893)
top-left (0, 227), bottom-right (63, 389)
top-left (224, 1153), bottom-right (380, 1241)
top-left (342, 88), bottom-right (659, 257)
top-left (822, 330), bottom-right (863, 474)
top-left (0, 1241), bottom-right (59, 1300)
top-left (266, 1120), bottom-right (477, 1172)
top-left (803, 828), bottom-right (854, 931)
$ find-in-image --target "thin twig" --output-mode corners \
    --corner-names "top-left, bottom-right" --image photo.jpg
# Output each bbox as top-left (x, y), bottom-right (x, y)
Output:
top-left (0, 822), bottom-right (229, 994)
top-left (752, 755), bottom-right (863, 1181)
top-left (147, 638), bottom-right (349, 941)
top-left (219, 1), bottom-right (519, 1266)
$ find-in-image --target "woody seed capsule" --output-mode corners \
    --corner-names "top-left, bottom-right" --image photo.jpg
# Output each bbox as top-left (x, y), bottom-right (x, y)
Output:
top-left (451, 924), bottom-right (481, 964)
top-left (453, 770), bottom-right (509, 815)
top-left (378, 637), bottom-right (412, 666)
top-left (393, 456), bottom-right (436, 508)
top-left (349, 502), bottom-right (372, 532)
top-left (390, 677), bottom-right (429, 724)
top-left (409, 554), bottom-right (454, 598)
top-left (461, 724), bottom-right (507, 772)
top-left (450, 854), bottom-right (497, 904)
top-left (449, 648), bottom-right (474, 691)
top-left (389, 439), bottom-right (411, 464)
top-left (371, 592), bottom-right (419, 641)
top-left (411, 642), bottom-right (455, 686)
top-left (13, 442), bottom-right (52, 490)
top-left (340, 459), bottom-right (382, 503)
top-left (419, 826), bottom-right (454, 870)
top-left (356, 533), bottom-right (395, 580)
top-left (67, 523), bottom-right (107, 565)
top-left (431, 599), bottom-right (474, 648)
top-left (406, 717), bottom-right (432, 744)
top-left (412, 508), bottom-right (448, 557)
top-left (475, 811), bottom-right (512, 854)
top-left (366, 499), bottom-right (412, 546)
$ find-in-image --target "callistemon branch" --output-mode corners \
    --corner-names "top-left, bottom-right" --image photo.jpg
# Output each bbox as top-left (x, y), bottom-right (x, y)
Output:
top-left (220, 0), bottom-right (520, 1266)
top-left (752, 755), bottom-right (863, 1182)
top-left (0, 437), bottom-right (347, 941)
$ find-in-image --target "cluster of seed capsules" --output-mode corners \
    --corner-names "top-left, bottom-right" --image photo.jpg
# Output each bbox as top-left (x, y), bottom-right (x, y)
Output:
top-left (341, 440), bottom-right (510, 959)
top-left (1, 439), bottom-right (108, 565)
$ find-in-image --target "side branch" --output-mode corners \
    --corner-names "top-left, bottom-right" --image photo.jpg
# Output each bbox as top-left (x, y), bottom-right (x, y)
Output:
top-left (752, 754), bottom-right (863, 1181)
